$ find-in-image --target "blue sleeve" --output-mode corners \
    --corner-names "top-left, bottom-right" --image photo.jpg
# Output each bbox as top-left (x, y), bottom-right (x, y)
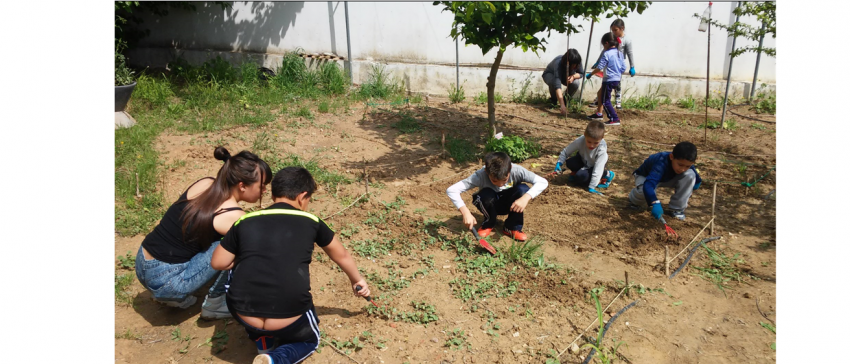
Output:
top-left (642, 158), bottom-right (666, 205)
top-left (597, 53), bottom-right (609, 71)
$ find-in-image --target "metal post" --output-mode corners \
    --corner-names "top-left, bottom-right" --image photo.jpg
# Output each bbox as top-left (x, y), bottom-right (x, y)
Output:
top-left (344, 1), bottom-right (352, 83)
top-left (704, 20), bottom-right (710, 144)
top-left (578, 20), bottom-right (595, 107)
top-left (720, 2), bottom-right (741, 129)
top-left (749, 21), bottom-right (767, 101)
top-left (456, 27), bottom-right (460, 93)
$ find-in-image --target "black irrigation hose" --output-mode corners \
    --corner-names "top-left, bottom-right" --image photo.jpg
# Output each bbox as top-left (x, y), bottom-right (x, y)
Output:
top-left (728, 103), bottom-right (776, 124)
top-left (669, 236), bottom-right (723, 280)
top-left (582, 300), bottom-right (639, 364)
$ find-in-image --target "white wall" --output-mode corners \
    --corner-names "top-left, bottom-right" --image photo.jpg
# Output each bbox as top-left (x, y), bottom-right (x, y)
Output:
top-left (127, 1), bottom-right (776, 99)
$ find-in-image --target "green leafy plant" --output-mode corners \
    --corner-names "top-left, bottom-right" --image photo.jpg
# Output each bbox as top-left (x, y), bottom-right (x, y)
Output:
top-left (508, 72), bottom-right (534, 103)
top-left (582, 290), bottom-right (625, 364)
top-left (677, 95), bottom-right (698, 112)
top-left (485, 135), bottom-right (541, 162)
top-left (692, 245), bottom-right (753, 296)
top-left (435, 1), bottom-right (650, 137)
top-left (447, 82), bottom-right (466, 103)
top-left (503, 238), bottom-right (544, 267)
top-left (444, 328), bottom-right (469, 350)
top-left (474, 91), bottom-right (503, 105)
top-left (115, 42), bottom-right (136, 86)
top-left (694, 2), bottom-right (775, 58)
top-left (117, 251), bottom-right (135, 270)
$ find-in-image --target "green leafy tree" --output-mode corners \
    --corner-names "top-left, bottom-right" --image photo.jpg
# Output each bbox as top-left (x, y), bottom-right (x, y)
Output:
top-left (694, 1), bottom-right (775, 58)
top-left (434, 1), bottom-right (651, 137)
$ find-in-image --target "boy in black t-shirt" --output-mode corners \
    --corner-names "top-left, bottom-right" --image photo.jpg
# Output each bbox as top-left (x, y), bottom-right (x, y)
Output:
top-left (211, 167), bottom-right (371, 364)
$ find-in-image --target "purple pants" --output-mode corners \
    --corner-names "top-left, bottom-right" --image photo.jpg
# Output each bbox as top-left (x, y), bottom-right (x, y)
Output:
top-left (602, 81), bottom-right (620, 121)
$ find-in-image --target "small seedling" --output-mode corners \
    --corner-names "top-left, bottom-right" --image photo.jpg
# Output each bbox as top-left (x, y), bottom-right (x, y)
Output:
top-left (582, 290), bottom-right (625, 364)
top-left (444, 328), bottom-right (468, 350)
top-left (117, 251), bottom-right (135, 270)
top-left (447, 82), bottom-right (466, 103)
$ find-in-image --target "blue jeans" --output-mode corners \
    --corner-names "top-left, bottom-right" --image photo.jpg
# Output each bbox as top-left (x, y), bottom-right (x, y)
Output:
top-left (135, 241), bottom-right (228, 303)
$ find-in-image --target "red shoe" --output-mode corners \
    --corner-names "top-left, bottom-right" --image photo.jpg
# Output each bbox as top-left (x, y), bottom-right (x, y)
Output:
top-left (502, 228), bottom-right (528, 241)
top-left (477, 227), bottom-right (494, 238)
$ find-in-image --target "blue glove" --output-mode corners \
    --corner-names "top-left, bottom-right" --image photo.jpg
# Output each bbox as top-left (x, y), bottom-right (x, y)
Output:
top-left (554, 162), bottom-right (562, 173)
top-left (588, 188), bottom-right (603, 195)
top-left (629, 67), bottom-right (636, 77)
top-left (585, 73), bottom-right (592, 79)
top-left (650, 203), bottom-right (664, 220)
top-left (693, 182), bottom-right (701, 191)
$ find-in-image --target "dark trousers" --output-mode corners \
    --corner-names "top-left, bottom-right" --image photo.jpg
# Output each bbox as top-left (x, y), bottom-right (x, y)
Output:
top-left (565, 154), bottom-right (609, 189)
top-left (228, 296), bottom-right (320, 363)
top-left (471, 183), bottom-right (530, 231)
top-left (602, 81), bottom-right (620, 121)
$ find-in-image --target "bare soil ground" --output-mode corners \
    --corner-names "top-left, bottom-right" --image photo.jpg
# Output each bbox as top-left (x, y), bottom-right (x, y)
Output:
top-left (115, 98), bottom-right (776, 364)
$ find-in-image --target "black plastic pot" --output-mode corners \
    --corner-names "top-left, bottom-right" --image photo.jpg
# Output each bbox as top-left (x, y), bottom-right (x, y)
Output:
top-left (115, 82), bottom-right (137, 112)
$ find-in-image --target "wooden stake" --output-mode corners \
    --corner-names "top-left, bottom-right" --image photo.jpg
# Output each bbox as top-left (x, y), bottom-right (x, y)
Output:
top-left (363, 158), bottom-right (369, 195)
top-left (441, 131), bottom-right (446, 157)
top-left (624, 271), bottom-right (630, 297)
top-left (664, 245), bottom-right (670, 277)
top-left (135, 172), bottom-right (141, 197)
top-left (711, 183), bottom-right (717, 235)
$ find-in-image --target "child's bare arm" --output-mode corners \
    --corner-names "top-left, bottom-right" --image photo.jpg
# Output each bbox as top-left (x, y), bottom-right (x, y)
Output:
top-left (321, 236), bottom-right (370, 298)
top-left (211, 244), bottom-right (235, 270)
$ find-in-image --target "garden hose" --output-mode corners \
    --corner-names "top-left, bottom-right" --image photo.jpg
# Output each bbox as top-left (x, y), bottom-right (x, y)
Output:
top-left (728, 103), bottom-right (776, 124)
top-left (669, 236), bottom-right (722, 280)
top-left (581, 299), bottom-right (639, 364)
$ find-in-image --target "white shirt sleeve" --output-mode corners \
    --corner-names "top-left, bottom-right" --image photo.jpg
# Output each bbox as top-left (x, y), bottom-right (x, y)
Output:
top-left (446, 173), bottom-right (479, 209)
top-left (524, 172), bottom-right (549, 199)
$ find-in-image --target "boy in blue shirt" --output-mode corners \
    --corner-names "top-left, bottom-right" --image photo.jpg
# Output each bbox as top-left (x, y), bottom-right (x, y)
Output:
top-left (628, 141), bottom-right (702, 221)
top-left (586, 32), bottom-right (627, 126)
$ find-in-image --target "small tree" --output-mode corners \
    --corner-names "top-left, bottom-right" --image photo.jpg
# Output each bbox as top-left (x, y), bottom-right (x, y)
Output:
top-left (434, 1), bottom-right (651, 137)
top-left (694, 1), bottom-right (775, 58)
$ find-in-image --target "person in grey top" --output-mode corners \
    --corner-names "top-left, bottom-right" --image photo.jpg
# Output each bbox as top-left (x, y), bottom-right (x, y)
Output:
top-left (446, 152), bottom-right (548, 242)
top-left (589, 19), bottom-right (635, 110)
top-left (553, 120), bottom-right (615, 194)
top-left (542, 49), bottom-right (584, 116)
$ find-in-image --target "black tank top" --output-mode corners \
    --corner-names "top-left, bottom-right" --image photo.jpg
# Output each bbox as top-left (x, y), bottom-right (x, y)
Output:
top-left (141, 178), bottom-right (243, 264)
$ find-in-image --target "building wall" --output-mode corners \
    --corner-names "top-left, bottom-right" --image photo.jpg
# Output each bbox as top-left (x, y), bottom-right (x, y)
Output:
top-left (127, 1), bottom-right (776, 99)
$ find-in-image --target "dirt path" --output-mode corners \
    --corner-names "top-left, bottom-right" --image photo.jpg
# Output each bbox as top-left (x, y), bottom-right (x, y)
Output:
top-left (115, 99), bottom-right (776, 363)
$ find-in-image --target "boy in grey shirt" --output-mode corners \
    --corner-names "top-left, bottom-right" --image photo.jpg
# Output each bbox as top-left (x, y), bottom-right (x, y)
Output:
top-left (554, 120), bottom-right (615, 194)
top-left (446, 152), bottom-right (548, 242)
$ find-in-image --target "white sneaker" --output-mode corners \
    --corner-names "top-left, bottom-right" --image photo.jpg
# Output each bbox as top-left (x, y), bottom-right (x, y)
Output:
top-left (253, 354), bottom-right (273, 364)
top-left (589, 99), bottom-right (598, 107)
top-left (615, 101), bottom-right (622, 109)
top-left (201, 294), bottom-right (232, 319)
top-left (155, 295), bottom-right (197, 309)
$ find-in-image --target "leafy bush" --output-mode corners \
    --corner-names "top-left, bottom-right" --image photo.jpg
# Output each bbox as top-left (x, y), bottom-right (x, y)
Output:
top-left (474, 91), bottom-right (503, 105)
top-left (115, 42), bottom-right (135, 86)
top-left (485, 135), bottom-right (540, 162)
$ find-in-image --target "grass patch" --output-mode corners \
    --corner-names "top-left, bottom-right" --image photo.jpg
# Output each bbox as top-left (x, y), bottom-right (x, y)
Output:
top-left (474, 91), bottom-right (503, 105)
top-left (391, 112), bottom-right (423, 133)
top-left (366, 300), bottom-right (440, 325)
top-left (447, 82), bottom-right (466, 103)
top-left (115, 273), bottom-right (135, 305)
top-left (446, 136), bottom-right (479, 164)
top-left (692, 245), bottom-right (753, 296)
top-left (359, 63), bottom-right (403, 99)
top-left (677, 95), bottom-right (699, 112)
top-left (621, 84), bottom-right (670, 111)
top-left (262, 153), bottom-right (349, 191)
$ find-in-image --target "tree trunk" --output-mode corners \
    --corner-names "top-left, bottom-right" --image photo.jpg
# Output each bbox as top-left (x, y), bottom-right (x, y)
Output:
top-left (486, 49), bottom-right (505, 138)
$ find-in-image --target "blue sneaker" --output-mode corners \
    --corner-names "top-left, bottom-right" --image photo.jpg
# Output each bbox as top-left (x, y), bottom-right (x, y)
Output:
top-left (597, 171), bottom-right (615, 189)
